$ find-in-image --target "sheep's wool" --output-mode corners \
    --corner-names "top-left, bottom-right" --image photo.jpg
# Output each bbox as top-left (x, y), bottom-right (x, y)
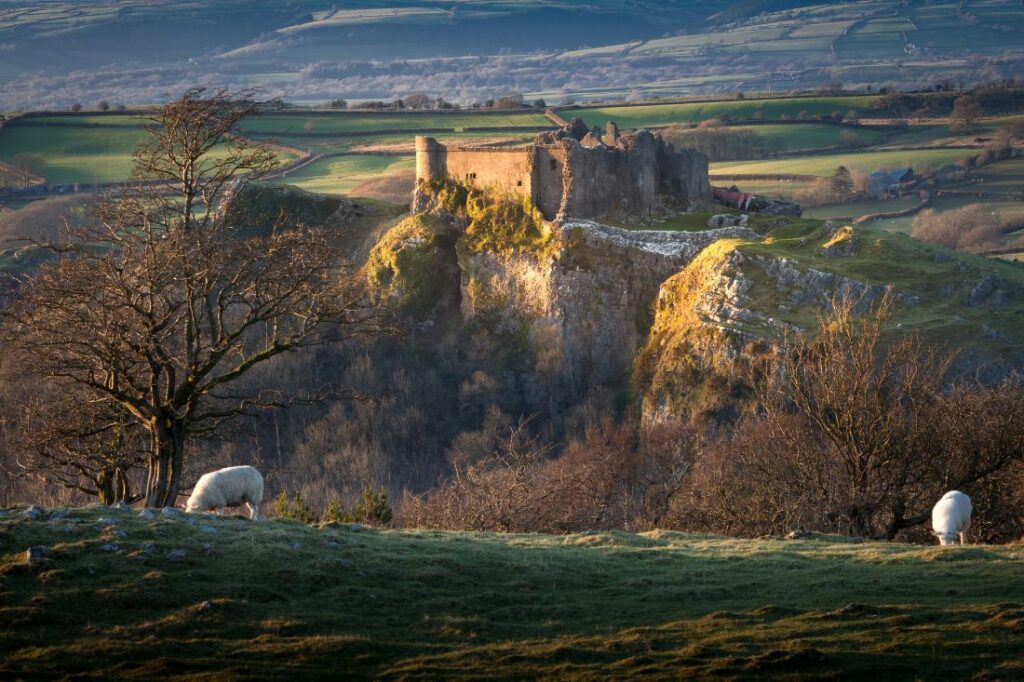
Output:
top-left (185, 466), bottom-right (264, 520)
top-left (931, 490), bottom-right (972, 546)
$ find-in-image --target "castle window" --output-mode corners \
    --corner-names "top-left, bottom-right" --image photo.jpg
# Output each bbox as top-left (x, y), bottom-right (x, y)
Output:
top-left (516, 180), bottom-right (522, 187)
top-left (550, 159), bottom-right (557, 172)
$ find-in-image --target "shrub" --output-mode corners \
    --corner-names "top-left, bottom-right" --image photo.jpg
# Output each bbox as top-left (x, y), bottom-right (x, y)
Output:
top-left (323, 487), bottom-right (394, 526)
top-left (273, 491), bottom-right (318, 523)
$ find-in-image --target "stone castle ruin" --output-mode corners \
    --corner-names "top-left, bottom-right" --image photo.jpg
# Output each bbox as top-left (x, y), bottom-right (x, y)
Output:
top-left (414, 118), bottom-right (711, 221)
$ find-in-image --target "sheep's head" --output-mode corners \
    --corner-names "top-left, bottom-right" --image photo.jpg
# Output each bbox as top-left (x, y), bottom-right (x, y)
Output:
top-left (934, 531), bottom-right (957, 546)
top-left (184, 497), bottom-right (200, 513)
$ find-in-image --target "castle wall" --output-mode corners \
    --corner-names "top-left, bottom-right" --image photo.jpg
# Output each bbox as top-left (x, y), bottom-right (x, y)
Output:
top-left (560, 131), bottom-right (660, 219)
top-left (414, 129), bottom-right (711, 221)
top-left (533, 146), bottom-right (568, 220)
top-left (444, 149), bottom-right (533, 200)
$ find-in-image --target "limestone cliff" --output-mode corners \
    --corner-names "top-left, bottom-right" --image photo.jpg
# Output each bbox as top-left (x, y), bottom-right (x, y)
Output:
top-left (367, 202), bottom-right (1024, 423)
top-left (456, 221), bottom-right (759, 412)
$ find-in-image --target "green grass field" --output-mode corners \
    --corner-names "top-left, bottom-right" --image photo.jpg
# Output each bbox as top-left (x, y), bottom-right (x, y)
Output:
top-left (2, 505), bottom-right (1024, 679)
top-left (0, 119), bottom-right (146, 184)
top-left (667, 122), bottom-right (887, 154)
top-left (564, 96), bottom-right (880, 130)
top-left (0, 116), bottom-right (300, 185)
top-left (236, 112), bottom-right (552, 136)
top-left (711, 148), bottom-right (973, 178)
top-left (269, 155), bottom-right (414, 197)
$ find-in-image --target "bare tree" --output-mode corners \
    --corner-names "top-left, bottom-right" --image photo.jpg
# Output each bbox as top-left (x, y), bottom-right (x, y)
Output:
top-left (10, 153), bottom-right (44, 188)
top-left (3, 89), bottom-right (376, 508)
top-left (719, 293), bottom-right (1024, 539)
top-left (951, 95), bottom-right (983, 132)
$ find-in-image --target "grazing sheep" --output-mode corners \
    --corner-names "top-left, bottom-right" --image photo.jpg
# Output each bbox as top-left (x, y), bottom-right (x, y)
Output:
top-left (185, 466), bottom-right (263, 520)
top-left (931, 490), bottom-right (972, 546)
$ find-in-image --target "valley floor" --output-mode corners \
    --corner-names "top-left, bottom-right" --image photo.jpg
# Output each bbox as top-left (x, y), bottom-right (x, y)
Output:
top-left (2, 506), bottom-right (1023, 679)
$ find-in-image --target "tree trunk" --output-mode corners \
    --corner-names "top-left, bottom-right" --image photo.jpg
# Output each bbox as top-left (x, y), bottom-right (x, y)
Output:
top-left (97, 468), bottom-right (116, 505)
top-left (144, 418), bottom-right (185, 508)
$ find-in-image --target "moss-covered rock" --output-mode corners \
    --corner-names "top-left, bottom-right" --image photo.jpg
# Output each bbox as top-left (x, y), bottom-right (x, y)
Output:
top-left (221, 184), bottom-right (344, 237)
top-left (365, 213), bottom-right (457, 319)
top-left (462, 193), bottom-right (552, 258)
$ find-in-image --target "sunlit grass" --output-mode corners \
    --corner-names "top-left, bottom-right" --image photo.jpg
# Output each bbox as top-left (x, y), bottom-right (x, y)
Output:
top-left (2, 506), bottom-right (1023, 678)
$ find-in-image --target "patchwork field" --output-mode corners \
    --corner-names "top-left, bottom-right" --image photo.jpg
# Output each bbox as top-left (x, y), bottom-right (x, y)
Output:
top-left (269, 155), bottom-right (414, 198)
top-left (2, 505), bottom-right (1024, 679)
top-left (236, 111), bottom-right (552, 136)
top-left (0, 118), bottom-right (146, 185)
top-left (0, 115), bottom-right (299, 186)
top-left (711, 148), bottom-right (974, 178)
top-left (564, 96), bottom-right (881, 130)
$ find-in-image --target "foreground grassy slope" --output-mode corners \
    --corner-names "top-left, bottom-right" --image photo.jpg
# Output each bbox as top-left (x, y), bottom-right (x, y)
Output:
top-left (2, 506), bottom-right (1023, 679)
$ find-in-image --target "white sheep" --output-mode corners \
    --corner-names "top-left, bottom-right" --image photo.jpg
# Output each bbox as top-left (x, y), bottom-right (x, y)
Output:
top-left (185, 465), bottom-right (264, 520)
top-left (931, 490), bottom-right (972, 546)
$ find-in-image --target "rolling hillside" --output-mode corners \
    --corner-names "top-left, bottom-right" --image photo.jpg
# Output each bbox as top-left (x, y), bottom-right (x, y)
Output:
top-left (2, 505), bottom-right (1023, 679)
top-left (0, 1), bottom-right (1022, 110)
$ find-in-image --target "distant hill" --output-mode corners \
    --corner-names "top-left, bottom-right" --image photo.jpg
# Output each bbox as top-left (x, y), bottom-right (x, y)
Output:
top-left (1, 0), bottom-right (1022, 110)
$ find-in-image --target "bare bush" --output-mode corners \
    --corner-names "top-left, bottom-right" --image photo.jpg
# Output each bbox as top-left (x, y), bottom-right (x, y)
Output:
top-left (399, 414), bottom-right (696, 533)
top-left (667, 294), bottom-right (1024, 540)
top-left (911, 204), bottom-right (1005, 252)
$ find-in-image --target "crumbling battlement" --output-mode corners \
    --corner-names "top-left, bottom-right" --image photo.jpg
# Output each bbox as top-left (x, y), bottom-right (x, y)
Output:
top-left (413, 119), bottom-right (711, 221)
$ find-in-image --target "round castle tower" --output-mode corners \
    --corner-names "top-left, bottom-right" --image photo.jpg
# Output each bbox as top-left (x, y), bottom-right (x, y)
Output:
top-left (415, 136), bottom-right (446, 183)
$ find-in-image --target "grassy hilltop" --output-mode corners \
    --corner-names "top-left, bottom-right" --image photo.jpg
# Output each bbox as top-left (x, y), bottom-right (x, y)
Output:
top-left (2, 505), bottom-right (1024, 679)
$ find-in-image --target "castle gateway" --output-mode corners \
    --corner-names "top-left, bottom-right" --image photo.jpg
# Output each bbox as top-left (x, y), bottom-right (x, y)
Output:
top-left (414, 120), bottom-right (711, 221)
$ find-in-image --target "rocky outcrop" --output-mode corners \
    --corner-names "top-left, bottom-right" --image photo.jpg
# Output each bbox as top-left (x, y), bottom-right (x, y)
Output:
top-left (457, 220), bottom-right (759, 410)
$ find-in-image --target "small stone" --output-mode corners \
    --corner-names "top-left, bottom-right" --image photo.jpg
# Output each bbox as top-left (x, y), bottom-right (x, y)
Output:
top-left (348, 523), bottom-right (366, 532)
top-left (25, 546), bottom-right (48, 564)
top-left (96, 517), bottom-right (118, 526)
top-left (839, 602), bottom-right (865, 614)
top-left (202, 542), bottom-right (213, 555)
top-left (290, 542), bottom-right (302, 551)
top-left (339, 559), bottom-right (355, 569)
top-left (108, 528), bottom-right (128, 539)
top-left (198, 600), bottom-right (214, 611)
top-left (138, 509), bottom-right (155, 520)
top-left (200, 525), bottom-right (219, 534)
top-left (785, 528), bottom-right (814, 540)
top-left (48, 509), bottom-right (70, 520)
top-left (140, 542), bottom-right (156, 553)
top-left (166, 549), bottom-right (187, 562)
top-left (114, 502), bottom-right (131, 513)
top-left (324, 540), bottom-right (340, 548)
top-left (99, 543), bottom-right (121, 552)
top-left (160, 507), bottom-right (179, 518)
top-left (62, 523), bottom-right (77, 533)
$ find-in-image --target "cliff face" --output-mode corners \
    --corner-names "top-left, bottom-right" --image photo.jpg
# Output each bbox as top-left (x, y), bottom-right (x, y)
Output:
top-left (368, 203), bottom-right (1024, 424)
top-left (456, 221), bottom-right (759, 413)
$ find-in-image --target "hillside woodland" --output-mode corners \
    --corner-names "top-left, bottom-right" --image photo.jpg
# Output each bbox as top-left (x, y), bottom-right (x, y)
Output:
top-left (1, 91), bottom-right (1022, 544)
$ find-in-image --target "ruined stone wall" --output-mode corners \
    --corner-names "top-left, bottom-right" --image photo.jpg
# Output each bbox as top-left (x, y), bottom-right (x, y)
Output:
top-left (444, 149), bottom-right (534, 201)
top-left (657, 145), bottom-right (711, 208)
top-left (414, 130), bottom-right (712, 222)
top-left (532, 146), bottom-right (568, 220)
top-left (559, 131), bottom-right (660, 220)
